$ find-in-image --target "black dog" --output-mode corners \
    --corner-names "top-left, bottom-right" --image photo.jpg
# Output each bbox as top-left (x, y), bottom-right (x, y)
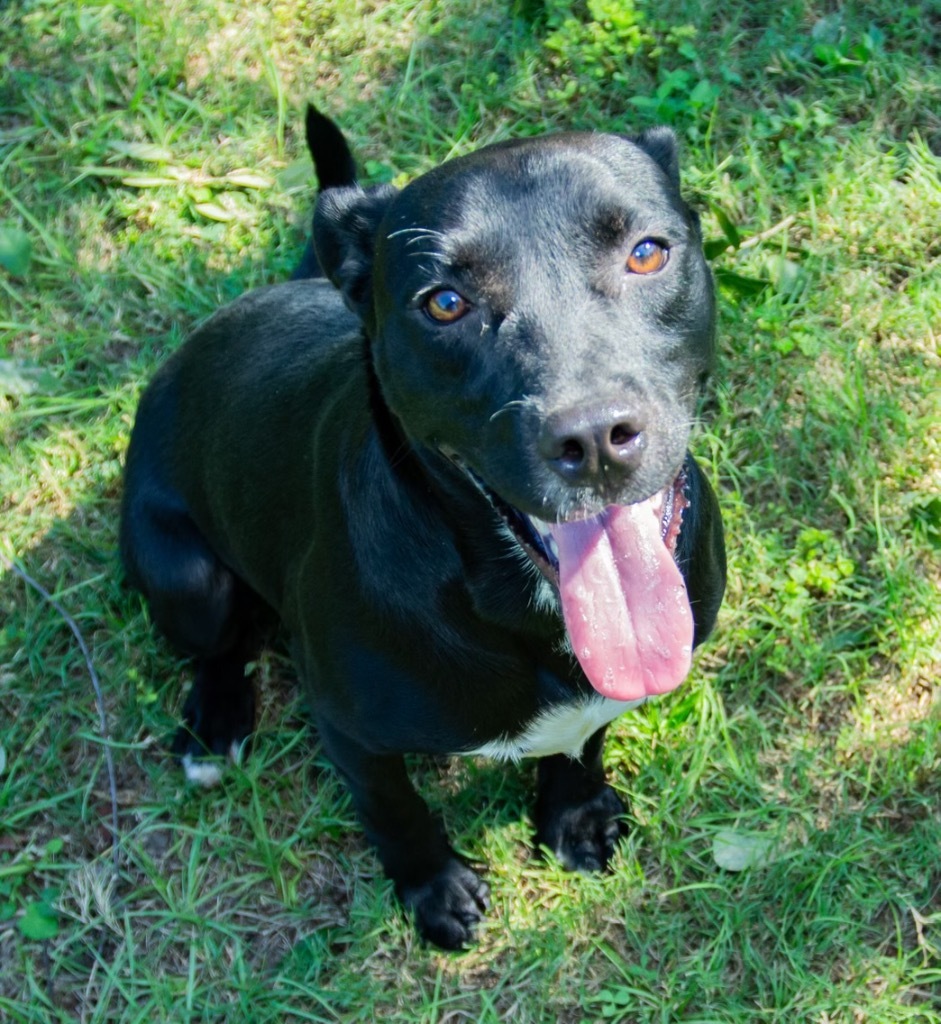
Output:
top-left (120, 122), bottom-right (726, 949)
top-left (291, 105), bottom-right (357, 279)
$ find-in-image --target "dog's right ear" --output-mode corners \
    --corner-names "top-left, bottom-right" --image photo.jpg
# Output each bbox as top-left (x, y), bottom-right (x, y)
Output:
top-left (313, 184), bottom-right (399, 317)
top-left (628, 126), bottom-right (680, 191)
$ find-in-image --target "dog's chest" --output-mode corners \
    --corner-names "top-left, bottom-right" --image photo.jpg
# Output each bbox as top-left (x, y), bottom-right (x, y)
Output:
top-left (466, 694), bottom-right (645, 762)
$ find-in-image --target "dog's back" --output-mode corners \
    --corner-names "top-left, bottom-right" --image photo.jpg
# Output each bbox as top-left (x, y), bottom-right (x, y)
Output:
top-left (121, 280), bottom-right (362, 626)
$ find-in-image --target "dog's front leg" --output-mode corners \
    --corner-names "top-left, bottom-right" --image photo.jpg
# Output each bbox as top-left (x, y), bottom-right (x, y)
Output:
top-left (317, 719), bottom-right (490, 949)
top-left (534, 726), bottom-right (627, 872)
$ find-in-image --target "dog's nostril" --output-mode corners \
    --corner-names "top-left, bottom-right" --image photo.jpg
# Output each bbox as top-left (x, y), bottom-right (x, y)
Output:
top-left (609, 422), bottom-right (639, 448)
top-left (560, 438), bottom-right (586, 466)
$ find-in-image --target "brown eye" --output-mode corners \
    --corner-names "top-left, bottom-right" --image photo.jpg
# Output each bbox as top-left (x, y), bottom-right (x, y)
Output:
top-left (424, 289), bottom-right (470, 323)
top-left (627, 239), bottom-right (669, 275)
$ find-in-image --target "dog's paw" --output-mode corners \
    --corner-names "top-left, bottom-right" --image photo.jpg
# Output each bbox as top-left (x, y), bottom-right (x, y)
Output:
top-left (171, 687), bottom-right (254, 787)
top-left (176, 738), bottom-right (244, 788)
top-left (398, 858), bottom-right (490, 950)
top-left (535, 783), bottom-right (627, 872)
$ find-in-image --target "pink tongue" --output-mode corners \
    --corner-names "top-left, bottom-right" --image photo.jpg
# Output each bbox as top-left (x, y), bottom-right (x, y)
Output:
top-left (552, 499), bottom-right (693, 701)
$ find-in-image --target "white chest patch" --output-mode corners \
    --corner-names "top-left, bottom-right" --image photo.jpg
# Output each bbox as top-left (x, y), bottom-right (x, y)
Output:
top-left (465, 694), bottom-right (646, 763)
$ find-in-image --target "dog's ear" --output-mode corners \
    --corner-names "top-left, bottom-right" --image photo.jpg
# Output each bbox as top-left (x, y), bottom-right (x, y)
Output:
top-left (629, 126), bottom-right (680, 189)
top-left (313, 184), bottom-right (399, 316)
top-left (305, 104), bottom-right (358, 191)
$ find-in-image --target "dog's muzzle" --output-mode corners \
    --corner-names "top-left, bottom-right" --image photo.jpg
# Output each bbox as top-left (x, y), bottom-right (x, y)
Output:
top-left (444, 453), bottom-right (694, 703)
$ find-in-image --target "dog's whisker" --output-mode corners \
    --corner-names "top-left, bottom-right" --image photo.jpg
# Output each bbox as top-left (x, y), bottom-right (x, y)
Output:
top-left (388, 226), bottom-right (448, 239)
top-left (405, 236), bottom-right (445, 250)
top-left (388, 228), bottom-right (449, 253)
top-left (489, 399), bottom-right (530, 423)
top-left (388, 227), bottom-right (452, 264)
top-left (387, 438), bottom-right (414, 470)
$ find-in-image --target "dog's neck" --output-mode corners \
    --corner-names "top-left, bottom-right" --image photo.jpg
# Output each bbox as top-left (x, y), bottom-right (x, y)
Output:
top-left (362, 332), bottom-right (419, 476)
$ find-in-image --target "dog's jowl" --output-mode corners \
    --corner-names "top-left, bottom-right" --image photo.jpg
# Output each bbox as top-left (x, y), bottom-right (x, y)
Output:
top-left (120, 126), bottom-right (726, 949)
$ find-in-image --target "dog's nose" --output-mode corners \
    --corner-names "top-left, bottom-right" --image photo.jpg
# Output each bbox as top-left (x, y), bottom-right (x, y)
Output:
top-left (539, 405), bottom-right (646, 487)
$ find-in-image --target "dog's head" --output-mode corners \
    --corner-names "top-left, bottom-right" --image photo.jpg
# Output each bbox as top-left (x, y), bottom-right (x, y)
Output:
top-left (315, 130), bottom-right (716, 701)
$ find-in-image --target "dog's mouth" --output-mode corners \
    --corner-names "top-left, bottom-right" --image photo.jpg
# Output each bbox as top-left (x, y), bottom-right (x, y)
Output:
top-left (449, 457), bottom-right (693, 702)
top-left (499, 475), bottom-right (687, 584)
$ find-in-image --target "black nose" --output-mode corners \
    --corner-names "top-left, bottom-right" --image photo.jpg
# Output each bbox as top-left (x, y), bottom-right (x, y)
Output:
top-left (539, 404), bottom-right (647, 487)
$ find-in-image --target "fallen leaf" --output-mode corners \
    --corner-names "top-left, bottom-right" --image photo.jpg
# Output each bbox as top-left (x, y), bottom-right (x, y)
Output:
top-left (18, 901), bottom-right (59, 941)
top-left (0, 226), bottom-right (31, 276)
top-left (712, 828), bottom-right (779, 872)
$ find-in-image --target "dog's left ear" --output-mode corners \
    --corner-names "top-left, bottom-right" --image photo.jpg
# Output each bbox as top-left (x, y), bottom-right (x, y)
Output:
top-left (629, 126), bottom-right (680, 190)
top-left (314, 184), bottom-right (399, 317)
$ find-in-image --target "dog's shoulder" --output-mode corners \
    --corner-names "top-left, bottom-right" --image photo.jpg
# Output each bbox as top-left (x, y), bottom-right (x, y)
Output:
top-left (169, 278), bottom-right (361, 391)
top-left (205, 278), bottom-right (357, 342)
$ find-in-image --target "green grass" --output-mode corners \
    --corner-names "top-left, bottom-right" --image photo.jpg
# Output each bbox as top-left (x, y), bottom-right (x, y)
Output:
top-left (2, 0), bottom-right (940, 1019)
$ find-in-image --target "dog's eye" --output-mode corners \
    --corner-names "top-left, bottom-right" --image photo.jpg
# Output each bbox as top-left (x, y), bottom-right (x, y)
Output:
top-left (424, 289), bottom-right (470, 323)
top-left (627, 239), bottom-right (669, 275)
